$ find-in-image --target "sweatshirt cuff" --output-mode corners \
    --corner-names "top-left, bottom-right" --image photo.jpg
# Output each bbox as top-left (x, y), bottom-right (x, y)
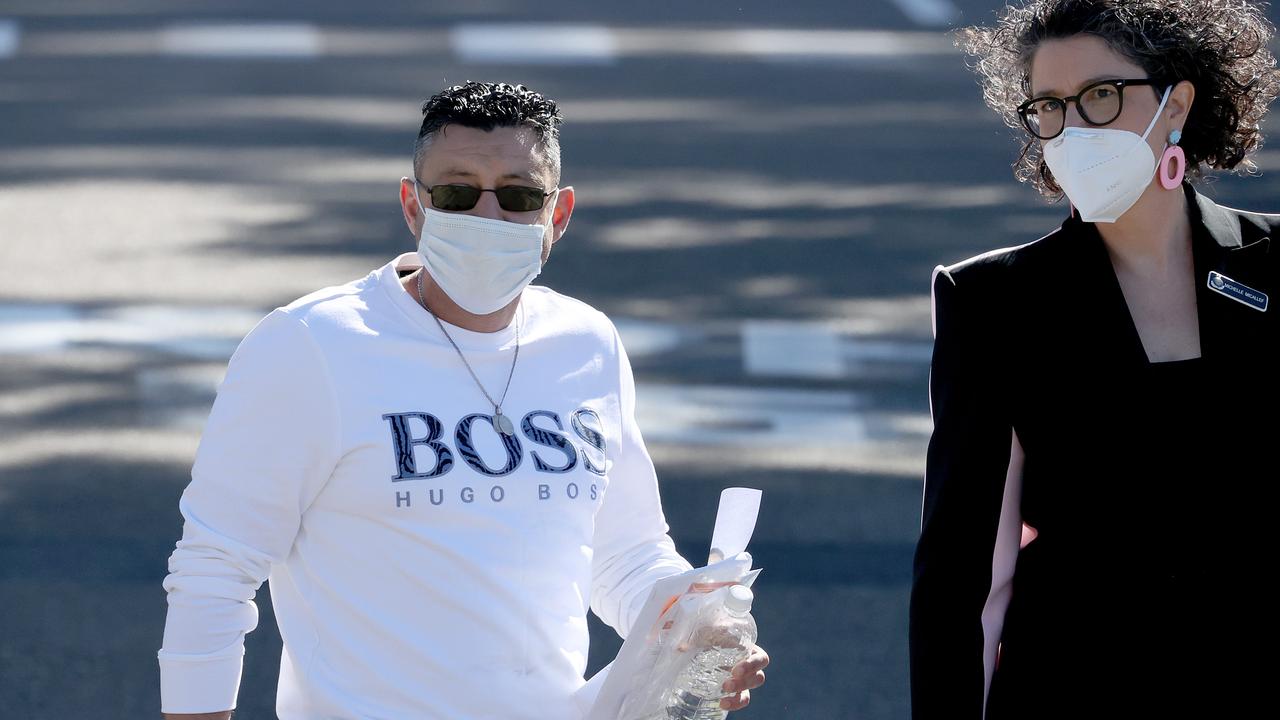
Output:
top-left (158, 646), bottom-right (244, 714)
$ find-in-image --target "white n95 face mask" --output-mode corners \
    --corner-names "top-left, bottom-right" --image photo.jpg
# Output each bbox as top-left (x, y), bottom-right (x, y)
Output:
top-left (416, 200), bottom-right (553, 316)
top-left (1042, 86), bottom-right (1171, 223)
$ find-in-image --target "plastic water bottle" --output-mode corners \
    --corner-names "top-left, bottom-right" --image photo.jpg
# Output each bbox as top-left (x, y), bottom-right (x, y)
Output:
top-left (663, 585), bottom-right (757, 720)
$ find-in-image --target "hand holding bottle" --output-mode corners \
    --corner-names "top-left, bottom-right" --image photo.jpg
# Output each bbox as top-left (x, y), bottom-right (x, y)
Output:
top-left (664, 585), bottom-right (767, 718)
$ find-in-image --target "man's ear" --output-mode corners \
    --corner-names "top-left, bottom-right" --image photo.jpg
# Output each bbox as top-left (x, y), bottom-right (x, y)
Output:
top-left (548, 186), bottom-right (575, 246)
top-left (399, 177), bottom-right (422, 238)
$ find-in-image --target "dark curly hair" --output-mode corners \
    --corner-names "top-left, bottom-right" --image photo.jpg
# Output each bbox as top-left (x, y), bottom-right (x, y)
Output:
top-left (957, 0), bottom-right (1280, 196)
top-left (413, 81), bottom-right (564, 183)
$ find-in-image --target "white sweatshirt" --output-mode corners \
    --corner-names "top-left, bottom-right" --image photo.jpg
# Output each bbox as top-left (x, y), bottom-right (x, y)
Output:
top-left (159, 253), bottom-right (692, 719)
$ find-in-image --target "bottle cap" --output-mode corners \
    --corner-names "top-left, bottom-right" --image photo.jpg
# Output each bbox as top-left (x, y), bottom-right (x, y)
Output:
top-left (725, 584), bottom-right (753, 613)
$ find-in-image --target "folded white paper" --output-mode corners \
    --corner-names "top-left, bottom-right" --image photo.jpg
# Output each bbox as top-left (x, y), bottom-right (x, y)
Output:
top-left (709, 487), bottom-right (762, 563)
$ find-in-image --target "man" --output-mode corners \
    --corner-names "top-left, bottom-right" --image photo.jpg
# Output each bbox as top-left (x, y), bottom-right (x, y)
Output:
top-left (158, 81), bottom-right (768, 719)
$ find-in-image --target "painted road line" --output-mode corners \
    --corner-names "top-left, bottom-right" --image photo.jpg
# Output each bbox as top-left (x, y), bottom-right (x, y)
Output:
top-left (161, 23), bottom-right (322, 58)
top-left (95, 305), bottom-right (263, 359)
top-left (743, 320), bottom-right (845, 379)
top-left (0, 304), bottom-right (80, 353)
top-left (635, 382), bottom-right (931, 447)
top-left (616, 28), bottom-right (955, 60)
top-left (890, 0), bottom-right (961, 27)
top-left (0, 19), bottom-right (19, 58)
top-left (451, 24), bottom-right (617, 64)
top-left (0, 302), bottom-right (261, 358)
top-left (743, 320), bottom-right (934, 380)
top-left (635, 382), bottom-right (931, 475)
top-left (452, 25), bottom-right (951, 65)
top-left (636, 383), bottom-right (869, 444)
top-left (844, 338), bottom-right (933, 363)
top-left (613, 317), bottom-right (689, 359)
top-left (732, 28), bottom-right (954, 60)
top-left (14, 24), bottom-right (949, 62)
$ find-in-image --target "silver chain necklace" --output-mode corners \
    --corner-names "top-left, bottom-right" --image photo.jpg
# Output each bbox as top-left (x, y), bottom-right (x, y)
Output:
top-left (417, 269), bottom-right (521, 437)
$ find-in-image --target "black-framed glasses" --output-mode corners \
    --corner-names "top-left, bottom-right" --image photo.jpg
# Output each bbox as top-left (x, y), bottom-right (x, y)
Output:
top-left (414, 178), bottom-right (554, 213)
top-left (1017, 78), bottom-right (1163, 140)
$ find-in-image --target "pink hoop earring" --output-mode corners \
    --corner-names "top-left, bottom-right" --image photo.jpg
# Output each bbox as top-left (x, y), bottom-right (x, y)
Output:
top-left (1160, 130), bottom-right (1185, 190)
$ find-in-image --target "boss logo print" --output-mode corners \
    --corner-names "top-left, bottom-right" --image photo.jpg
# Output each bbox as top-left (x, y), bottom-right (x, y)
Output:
top-left (381, 408), bottom-right (606, 508)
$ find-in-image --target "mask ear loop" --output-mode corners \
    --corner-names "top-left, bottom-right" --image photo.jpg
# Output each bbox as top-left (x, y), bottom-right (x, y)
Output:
top-left (543, 188), bottom-right (561, 225)
top-left (412, 180), bottom-right (430, 217)
top-left (1140, 85), bottom-right (1173, 141)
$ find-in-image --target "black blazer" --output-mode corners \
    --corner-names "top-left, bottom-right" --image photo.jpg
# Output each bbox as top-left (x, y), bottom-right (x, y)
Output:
top-left (910, 185), bottom-right (1278, 719)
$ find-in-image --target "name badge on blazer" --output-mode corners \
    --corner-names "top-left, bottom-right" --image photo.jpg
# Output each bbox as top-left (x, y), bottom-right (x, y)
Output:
top-left (1207, 271), bottom-right (1268, 312)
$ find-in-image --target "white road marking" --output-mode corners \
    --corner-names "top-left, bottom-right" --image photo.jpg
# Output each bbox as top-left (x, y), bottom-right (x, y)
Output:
top-left (0, 304), bottom-right (80, 353)
top-left (635, 382), bottom-right (931, 475)
top-left (0, 19), bottom-right (19, 58)
top-left (636, 383), bottom-right (870, 444)
top-left (10, 23), bottom-right (953, 63)
top-left (613, 318), bottom-right (690, 359)
top-left (617, 28), bottom-right (955, 60)
top-left (889, 0), bottom-right (962, 27)
top-left (161, 23), bottom-right (322, 58)
top-left (743, 320), bottom-right (933, 379)
top-left (0, 302), bottom-right (261, 357)
top-left (844, 338), bottom-right (933, 363)
top-left (743, 321), bottom-right (846, 379)
top-left (451, 25), bottom-right (953, 64)
top-left (451, 24), bottom-right (617, 64)
top-left (96, 305), bottom-right (264, 359)
top-left (731, 28), bottom-right (953, 59)
top-left (584, 175), bottom-right (1019, 211)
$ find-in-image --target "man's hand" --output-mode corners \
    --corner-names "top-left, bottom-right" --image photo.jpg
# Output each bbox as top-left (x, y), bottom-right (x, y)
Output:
top-left (720, 643), bottom-right (769, 711)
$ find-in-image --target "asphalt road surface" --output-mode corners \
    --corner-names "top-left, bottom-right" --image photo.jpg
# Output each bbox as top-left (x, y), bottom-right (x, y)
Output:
top-left (3, 1), bottom-right (1279, 718)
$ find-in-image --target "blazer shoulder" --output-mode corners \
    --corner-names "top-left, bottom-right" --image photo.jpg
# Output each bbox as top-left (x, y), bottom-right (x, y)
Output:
top-left (928, 227), bottom-right (1068, 340)
top-left (935, 224), bottom-right (1069, 296)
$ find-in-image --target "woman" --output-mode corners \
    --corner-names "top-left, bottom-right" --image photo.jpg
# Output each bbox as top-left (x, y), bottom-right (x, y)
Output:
top-left (910, 1), bottom-right (1280, 717)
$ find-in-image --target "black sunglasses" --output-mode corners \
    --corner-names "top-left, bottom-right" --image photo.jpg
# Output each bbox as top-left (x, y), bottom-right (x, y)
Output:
top-left (1017, 78), bottom-right (1163, 140)
top-left (415, 179), bottom-right (554, 213)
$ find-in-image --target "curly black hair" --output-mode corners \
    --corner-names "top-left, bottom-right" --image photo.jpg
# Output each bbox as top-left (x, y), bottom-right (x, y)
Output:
top-left (413, 81), bottom-right (564, 182)
top-left (957, 0), bottom-right (1280, 196)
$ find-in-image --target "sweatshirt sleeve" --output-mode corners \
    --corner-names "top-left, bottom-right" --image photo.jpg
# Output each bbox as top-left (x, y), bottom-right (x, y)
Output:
top-left (910, 267), bottom-right (1023, 720)
top-left (589, 325), bottom-right (693, 638)
top-left (158, 309), bottom-right (340, 714)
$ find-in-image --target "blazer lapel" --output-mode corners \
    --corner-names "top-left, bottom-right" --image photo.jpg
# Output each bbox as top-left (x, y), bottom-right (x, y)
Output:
top-left (1059, 215), bottom-right (1153, 368)
top-left (1188, 187), bottom-right (1274, 361)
